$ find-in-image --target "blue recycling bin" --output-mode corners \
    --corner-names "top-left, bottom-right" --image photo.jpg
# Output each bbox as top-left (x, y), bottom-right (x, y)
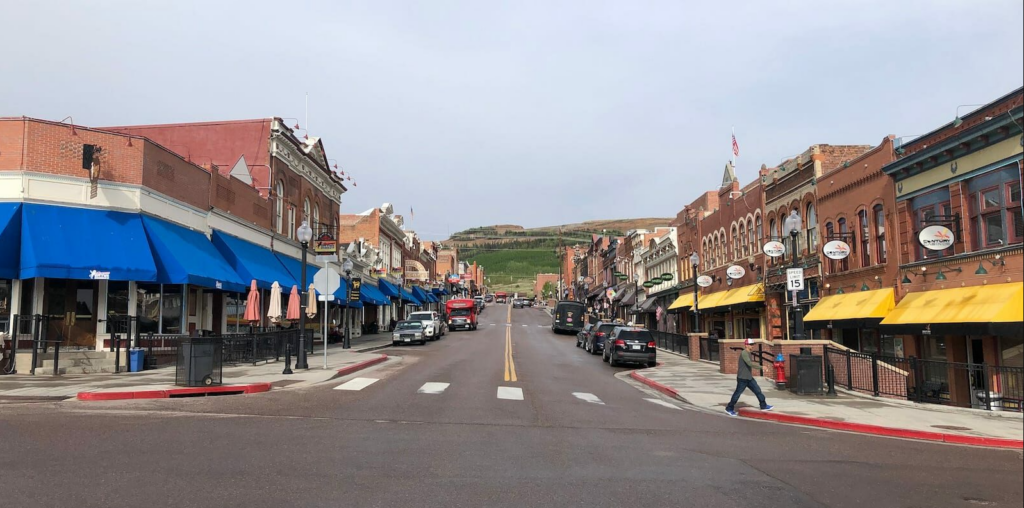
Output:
top-left (129, 348), bottom-right (145, 372)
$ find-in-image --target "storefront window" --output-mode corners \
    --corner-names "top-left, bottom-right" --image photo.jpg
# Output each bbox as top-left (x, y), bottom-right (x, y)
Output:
top-left (226, 292), bottom-right (246, 333)
top-left (19, 278), bottom-right (34, 318)
top-left (107, 281), bottom-right (130, 318)
top-left (136, 283), bottom-right (161, 334)
top-left (874, 205), bottom-right (887, 264)
top-left (923, 336), bottom-right (949, 386)
top-left (0, 280), bottom-right (11, 327)
top-left (806, 203), bottom-right (817, 252)
top-left (1001, 336), bottom-right (1023, 368)
top-left (161, 285), bottom-right (183, 334)
top-left (911, 188), bottom-right (953, 259)
top-left (968, 166), bottom-right (1022, 249)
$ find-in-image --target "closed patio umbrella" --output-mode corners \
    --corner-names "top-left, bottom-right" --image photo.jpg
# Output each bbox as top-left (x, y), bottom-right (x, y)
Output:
top-left (306, 283), bottom-right (318, 319)
top-left (286, 285), bottom-right (301, 322)
top-left (268, 281), bottom-right (283, 325)
top-left (243, 280), bottom-right (261, 324)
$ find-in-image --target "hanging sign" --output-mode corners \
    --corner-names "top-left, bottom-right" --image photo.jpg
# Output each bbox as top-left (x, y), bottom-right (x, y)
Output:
top-left (605, 288), bottom-right (617, 300)
top-left (726, 265), bottom-right (746, 279)
top-left (313, 233), bottom-right (338, 254)
top-left (762, 241), bottom-right (786, 258)
top-left (919, 225), bottom-right (955, 251)
top-left (822, 240), bottom-right (852, 260)
top-left (696, 275), bottom-right (714, 287)
top-left (349, 277), bottom-right (362, 302)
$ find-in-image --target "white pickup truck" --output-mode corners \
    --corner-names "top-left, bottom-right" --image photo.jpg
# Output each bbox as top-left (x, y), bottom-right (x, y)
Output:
top-left (406, 311), bottom-right (445, 340)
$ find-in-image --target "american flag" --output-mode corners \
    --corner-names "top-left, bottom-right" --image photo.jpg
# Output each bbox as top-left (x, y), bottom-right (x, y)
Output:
top-left (732, 132), bottom-right (740, 157)
top-left (410, 206), bottom-right (414, 220)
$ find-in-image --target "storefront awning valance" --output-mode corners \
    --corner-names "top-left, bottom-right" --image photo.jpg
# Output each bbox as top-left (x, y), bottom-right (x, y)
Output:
top-left (700, 284), bottom-right (765, 311)
top-left (0, 203), bottom-right (21, 279)
top-left (618, 286), bottom-right (637, 306)
top-left (377, 278), bottom-right (401, 298)
top-left (411, 286), bottom-right (431, 303)
top-left (400, 287), bottom-right (422, 305)
top-left (638, 297), bottom-right (658, 313)
top-left (880, 283), bottom-right (1023, 326)
top-left (141, 216), bottom-right (246, 292)
top-left (668, 292), bottom-right (694, 310)
top-left (20, 204), bottom-right (157, 281)
top-left (360, 282), bottom-right (390, 306)
top-left (804, 288), bottom-right (894, 323)
top-left (274, 253), bottom-right (322, 294)
top-left (211, 230), bottom-right (297, 290)
top-left (431, 288), bottom-right (443, 295)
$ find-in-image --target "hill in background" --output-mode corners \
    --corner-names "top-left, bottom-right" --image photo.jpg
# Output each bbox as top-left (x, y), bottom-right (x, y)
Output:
top-left (448, 218), bottom-right (672, 296)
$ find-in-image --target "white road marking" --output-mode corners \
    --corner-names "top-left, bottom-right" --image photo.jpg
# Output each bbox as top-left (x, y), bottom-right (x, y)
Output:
top-left (522, 324), bottom-right (528, 327)
top-left (489, 323), bottom-right (496, 326)
top-left (333, 377), bottom-right (379, 391)
top-left (497, 386), bottom-right (524, 400)
top-left (572, 392), bottom-right (605, 405)
top-left (417, 382), bottom-right (450, 394)
top-left (644, 398), bottom-right (683, 410)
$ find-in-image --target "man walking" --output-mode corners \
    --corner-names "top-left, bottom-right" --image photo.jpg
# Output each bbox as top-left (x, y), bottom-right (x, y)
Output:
top-left (725, 338), bottom-right (773, 416)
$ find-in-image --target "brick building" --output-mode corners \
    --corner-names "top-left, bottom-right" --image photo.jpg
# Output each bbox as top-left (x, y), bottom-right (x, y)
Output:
top-left (668, 191), bottom-right (718, 333)
top-left (534, 273), bottom-right (561, 299)
top-left (336, 203), bottom-right (411, 322)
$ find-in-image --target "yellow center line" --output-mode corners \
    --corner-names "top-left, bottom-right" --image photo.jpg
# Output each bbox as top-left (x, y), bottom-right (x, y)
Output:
top-left (504, 302), bottom-right (518, 382)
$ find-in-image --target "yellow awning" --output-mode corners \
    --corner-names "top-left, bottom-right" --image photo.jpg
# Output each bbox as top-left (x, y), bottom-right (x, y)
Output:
top-left (700, 284), bottom-right (764, 311)
top-left (804, 288), bottom-right (894, 322)
top-left (695, 290), bottom-right (728, 310)
top-left (880, 282), bottom-right (1023, 325)
top-left (668, 293), bottom-right (694, 310)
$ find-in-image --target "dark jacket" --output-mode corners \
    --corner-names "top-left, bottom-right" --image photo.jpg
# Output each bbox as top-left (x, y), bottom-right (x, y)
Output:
top-left (737, 349), bottom-right (762, 380)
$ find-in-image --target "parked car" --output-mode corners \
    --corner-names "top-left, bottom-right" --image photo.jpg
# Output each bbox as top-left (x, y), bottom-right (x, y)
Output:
top-left (584, 321), bottom-right (619, 355)
top-left (512, 299), bottom-right (524, 309)
top-left (576, 323), bottom-right (594, 348)
top-left (474, 296), bottom-right (485, 312)
top-left (551, 300), bottom-right (585, 334)
top-left (603, 327), bottom-right (657, 368)
top-left (406, 311), bottom-right (445, 340)
top-left (484, 294), bottom-right (494, 303)
top-left (392, 320), bottom-right (428, 346)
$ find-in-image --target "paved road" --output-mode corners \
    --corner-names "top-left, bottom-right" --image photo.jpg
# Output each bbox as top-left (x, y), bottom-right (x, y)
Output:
top-left (1, 305), bottom-right (1021, 507)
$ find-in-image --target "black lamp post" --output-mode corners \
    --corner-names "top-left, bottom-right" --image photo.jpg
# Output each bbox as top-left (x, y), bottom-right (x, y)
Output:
top-left (296, 221), bottom-right (313, 370)
top-left (784, 210), bottom-right (806, 340)
top-left (342, 257), bottom-right (353, 349)
top-left (689, 251), bottom-right (700, 333)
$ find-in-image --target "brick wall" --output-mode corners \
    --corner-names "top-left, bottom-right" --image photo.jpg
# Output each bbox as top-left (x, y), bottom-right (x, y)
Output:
top-left (142, 142), bottom-right (210, 211)
top-left (210, 168), bottom-right (272, 229)
top-left (0, 119), bottom-right (143, 185)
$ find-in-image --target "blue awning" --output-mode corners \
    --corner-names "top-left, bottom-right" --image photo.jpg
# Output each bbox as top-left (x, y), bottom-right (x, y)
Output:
top-left (411, 286), bottom-right (430, 303)
top-left (360, 282), bottom-right (389, 306)
top-left (431, 288), bottom-right (442, 295)
top-left (274, 253), bottom-right (323, 293)
top-left (0, 203), bottom-right (21, 279)
top-left (141, 216), bottom-right (246, 292)
top-left (211, 231), bottom-right (296, 290)
top-left (378, 278), bottom-right (400, 298)
top-left (19, 204), bottom-right (157, 281)
top-left (426, 293), bottom-right (438, 303)
top-left (400, 287), bottom-right (422, 306)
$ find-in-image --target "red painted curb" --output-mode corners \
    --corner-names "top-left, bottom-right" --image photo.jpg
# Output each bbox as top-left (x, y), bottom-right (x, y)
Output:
top-left (630, 371), bottom-right (679, 398)
top-left (77, 382), bottom-right (273, 401)
top-left (335, 354), bottom-right (388, 377)
top-left (737, 408), bottom-right (1024, 450)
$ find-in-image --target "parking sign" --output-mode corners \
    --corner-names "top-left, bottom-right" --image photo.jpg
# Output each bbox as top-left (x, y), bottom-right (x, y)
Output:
top-left (786, 268), bottom-right (805, 291)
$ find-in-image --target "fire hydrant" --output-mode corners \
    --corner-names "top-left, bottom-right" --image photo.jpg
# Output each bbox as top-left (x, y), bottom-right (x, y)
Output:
top-left (772, 353), bottom-right (787, 390)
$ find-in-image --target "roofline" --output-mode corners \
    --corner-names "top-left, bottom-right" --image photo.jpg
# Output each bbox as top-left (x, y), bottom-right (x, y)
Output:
top-left (901, 86), bottom-right (1024, 151)
top-left (99, 118), bottom-right (274, 130)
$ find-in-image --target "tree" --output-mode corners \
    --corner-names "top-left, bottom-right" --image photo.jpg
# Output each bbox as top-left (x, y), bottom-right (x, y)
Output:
top-left (542, 281), bottom-right (555, 298)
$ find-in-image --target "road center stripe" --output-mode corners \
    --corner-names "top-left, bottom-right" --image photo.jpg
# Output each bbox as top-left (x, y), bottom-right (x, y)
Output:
top-left (334, 377), bottom-right (379, 391)
top-left (497, 386), bottom-right (524, 400)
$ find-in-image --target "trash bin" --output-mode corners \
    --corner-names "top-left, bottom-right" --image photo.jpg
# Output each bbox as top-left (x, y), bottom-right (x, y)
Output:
top-left (789, 354), bottom-right (824, 395)
top-left (129, 348), bottom-right (145, 372)
top-left (975, 390), bottom-right (1003, 411)
top-left (175, 338), bottom-right (223, 387)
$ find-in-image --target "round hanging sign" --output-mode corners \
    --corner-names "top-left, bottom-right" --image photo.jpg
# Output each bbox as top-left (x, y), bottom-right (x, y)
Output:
top-left (696, 275), bottom-right (714, 287)
top-left (762, 241), bottom-right (786, 257)
top-left (643, 281), bottom-right (655, 288)
top-left (919, 225), bottom-right (955, 251)
top-left (726, 265), bottom-right (746, 279)
top-left (822, 240), bottom-right (852, 260)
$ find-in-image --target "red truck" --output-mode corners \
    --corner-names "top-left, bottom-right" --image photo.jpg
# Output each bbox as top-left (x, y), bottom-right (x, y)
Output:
top-left (445, 298), bottom-right (478, 331)
top-left (494, 291), bottom-right (508, 303)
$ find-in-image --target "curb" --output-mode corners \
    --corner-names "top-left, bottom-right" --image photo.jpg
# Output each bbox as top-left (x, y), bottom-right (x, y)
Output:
top-left (629, 371), bottom-right (679, 398)
top-left (77, 382), bottom-right (272, 401)
top-left (334, 354), bottom-right (389, 378)
top-left (737, 408), bottom-right (1024, 450)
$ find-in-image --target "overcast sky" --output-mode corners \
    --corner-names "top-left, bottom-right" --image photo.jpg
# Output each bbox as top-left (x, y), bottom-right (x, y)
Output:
top-left (3, 1), bottom-right (1022, 240)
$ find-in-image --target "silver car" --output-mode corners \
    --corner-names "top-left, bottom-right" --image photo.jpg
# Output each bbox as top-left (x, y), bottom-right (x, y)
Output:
top-left (392, 320), bottom-right (428, 346)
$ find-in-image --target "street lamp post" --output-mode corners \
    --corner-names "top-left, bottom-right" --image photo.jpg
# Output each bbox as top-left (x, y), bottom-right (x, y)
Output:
top-left (689, 251), bottom-right (700, 333)
top-left (632, 272), bottom-right (640, 321)
top-left (342, 257), bottom-right (354, 349)
top-left (296, 221), bottom-right (313, 370)
top-left (784, 210), bottom-right (806, 340)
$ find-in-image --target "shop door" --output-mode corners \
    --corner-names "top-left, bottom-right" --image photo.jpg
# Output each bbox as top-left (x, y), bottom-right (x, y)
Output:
top-left (43, 279), bottom-right (99, 349)
top-left (967, 337), bottom-right (987, 408)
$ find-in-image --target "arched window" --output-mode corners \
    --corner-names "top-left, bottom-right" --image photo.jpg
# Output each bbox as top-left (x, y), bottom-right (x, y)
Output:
top-left (806, 203), bottom-right (818, 252)
top-left (756, 215), bottom-right (763, 244)
top-left (837, 218), bottom-right (849, 272)
top-left (874, 205), bottom-right (887, 264)
top-left (768, 218), bottom-right (778, 265)
top-left (313, 203), bottom-right (321, 230)
top-left (731, 225), bottom-right (739, 261)
top-left (303, 198), bottom-right (311, 223)
top-left (740, 222), bottom-right (748, 257)
top-left (287, 204), bottom-right (296, 240)
top-left (825, 222), bottom-right (835, 273)
top-left (747, 218), bottom-right (755, 253)
top-left (274, 181), bottom-right (285, 234)
top-left (859, 209), bottom-right (871, 267)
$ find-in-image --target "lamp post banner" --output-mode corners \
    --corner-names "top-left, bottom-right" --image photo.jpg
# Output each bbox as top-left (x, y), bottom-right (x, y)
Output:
top-left (350, 277), bottom-right (362, 302)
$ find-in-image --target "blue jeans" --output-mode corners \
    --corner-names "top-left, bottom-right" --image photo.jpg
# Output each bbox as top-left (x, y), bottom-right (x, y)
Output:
top-left (726, 378), bottom-right (768, 412)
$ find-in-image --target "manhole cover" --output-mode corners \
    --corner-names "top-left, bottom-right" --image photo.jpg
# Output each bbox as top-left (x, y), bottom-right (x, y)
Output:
top-left (932, 425), bottom-right (972, 431)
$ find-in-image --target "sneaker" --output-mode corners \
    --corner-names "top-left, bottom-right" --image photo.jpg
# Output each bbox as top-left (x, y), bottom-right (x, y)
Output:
top-left (761, 405), bottom-right (774, 411)
top-left (725, 409), bottom-right (738, 417)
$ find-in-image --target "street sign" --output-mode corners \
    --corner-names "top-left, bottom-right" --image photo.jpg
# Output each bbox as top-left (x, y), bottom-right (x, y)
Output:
top-left (786, 268), bottom-right (805, 291)
top-left (313, 267), bottom-right (341, 300)
top-left (313, 233), bottom-right (338, 254)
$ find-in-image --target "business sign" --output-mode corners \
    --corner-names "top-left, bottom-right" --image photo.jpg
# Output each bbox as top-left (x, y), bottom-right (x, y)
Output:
top-left (762, 241), bottom-right (786, 258)
top-left (461, 273), bottom-right (472, 280)
top-left (726, 265), bottom-right (746, 279)
top-left (349, 277), bottom-right (362, 302)
top-left (786, 268), bottom-right (805, 291)
top-left (312, 233), bottom-right (338, 254)
top-left (448, 276), bottom-right (460, 284)
top-left (88, 270), bottom-right (110, 280)
top-left (584, 276), bottom-right (594, 285)
top-left (605, 288), bottom-right (616, 300)
top-left (696, 275), bottom-right (714, 287)
top-left (822, 240), bottom-right (852, 260)
top-left (919, 225), bottom-right (955, 251)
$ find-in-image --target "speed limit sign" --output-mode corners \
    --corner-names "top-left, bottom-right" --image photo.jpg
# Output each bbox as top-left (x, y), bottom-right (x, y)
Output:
top-left (786, 268), bottom-right (805, 291)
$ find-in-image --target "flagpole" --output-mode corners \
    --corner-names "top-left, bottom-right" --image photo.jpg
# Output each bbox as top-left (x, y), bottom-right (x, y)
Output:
top-left (731, 126), bottom-right (736, 167)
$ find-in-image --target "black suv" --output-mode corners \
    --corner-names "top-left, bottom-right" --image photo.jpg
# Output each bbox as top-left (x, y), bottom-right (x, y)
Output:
top-left (603, 327), bottom-right (656, 368)
top-left (584, 321), bottom-right (618, 355)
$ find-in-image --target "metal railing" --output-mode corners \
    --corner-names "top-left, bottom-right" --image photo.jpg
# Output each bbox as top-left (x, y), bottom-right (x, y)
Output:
top-left (824, 346), bottom-right (1023, 412)
top-left (220, 329), bottom-right (306, 366)
top-left (651, 330), bottom-right (689, 357)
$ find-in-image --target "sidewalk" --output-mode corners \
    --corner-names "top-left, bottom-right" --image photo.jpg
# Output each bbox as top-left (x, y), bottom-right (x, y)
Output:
top-left (0, 342), bottom-right (391, 401)
top-left (632, 351), bottom-right (1023, 449)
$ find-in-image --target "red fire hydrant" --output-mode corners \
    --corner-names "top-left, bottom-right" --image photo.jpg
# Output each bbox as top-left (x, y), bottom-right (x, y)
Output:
top-left (773, 353), bottom-right (787, 389)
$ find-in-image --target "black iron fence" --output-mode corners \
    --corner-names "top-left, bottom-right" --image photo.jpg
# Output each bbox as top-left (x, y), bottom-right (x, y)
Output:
top-left (824, 346), bottom-right (1023, 412)
top-left (652, 330), bottom-right (689, 357)
top-left (3, 315), bottom-right (63, 375)
top-left (699, 336), bottom-right (720, 362)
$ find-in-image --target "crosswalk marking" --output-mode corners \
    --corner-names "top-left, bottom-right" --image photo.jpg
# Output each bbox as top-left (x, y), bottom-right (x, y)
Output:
top-left (572, 392), bottom-right (604, 405)
top-left (489, 323), bottom-right (496, 326)
top-left (644, 398), bottom-right (682, 410)
top-left (497, 386), bottom-right (524, 400)
top-left (333, 377), bottom-right (379, 391)
top-left (417, 382), bottom-right (450, 394)
top-left (522, 324), bottom-right (528, 327)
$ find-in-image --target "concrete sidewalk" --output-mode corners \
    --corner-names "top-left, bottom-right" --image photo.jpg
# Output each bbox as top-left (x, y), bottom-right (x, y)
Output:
top-left (632, 350), bottom-right (1023, 448)
top-left (0, 343), bottom-right (391, 400)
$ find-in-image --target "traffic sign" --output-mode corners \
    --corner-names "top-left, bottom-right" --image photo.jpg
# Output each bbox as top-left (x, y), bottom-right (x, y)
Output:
top-left (313, 267), bottom-right (341, 299)
top-left (786, 268), bottom-right (805, 291)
